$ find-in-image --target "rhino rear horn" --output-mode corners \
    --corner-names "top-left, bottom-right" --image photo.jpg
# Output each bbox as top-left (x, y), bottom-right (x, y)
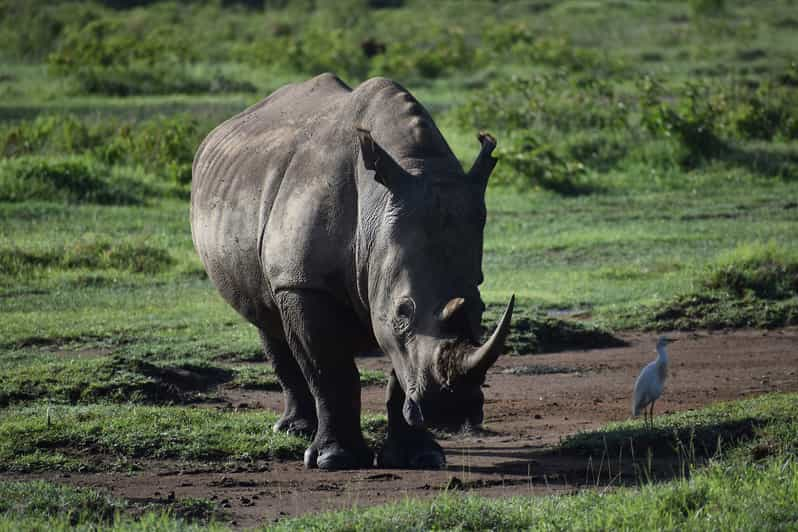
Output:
top-left (357, 127), bottom-right (407, 189)
top-left (464, 295), bottom-right (514, 378)
top-left (467, 131), bottom-right (498, 185)
top-left (439, 297), bottom-right (466, 321)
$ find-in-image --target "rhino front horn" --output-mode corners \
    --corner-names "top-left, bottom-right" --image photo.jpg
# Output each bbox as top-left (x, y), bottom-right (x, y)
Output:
top-left (464, 295), bottom-right (515, 377)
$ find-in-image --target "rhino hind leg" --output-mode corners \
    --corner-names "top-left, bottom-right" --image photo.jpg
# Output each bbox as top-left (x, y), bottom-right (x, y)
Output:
top-left (377, 371), bottom-right (446, 469)
top-left (275, 290), bottom-right (374, 470)
top-left (258, 330), bottom-right (317, 438)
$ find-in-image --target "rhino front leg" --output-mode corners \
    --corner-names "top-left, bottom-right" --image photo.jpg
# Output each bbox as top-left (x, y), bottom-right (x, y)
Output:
top-left (258, 330), bottom-right (317, 438)
top-left (377, 370), bottom-right (445, 469)
top-left (275, 290), bottom-right (373, 470)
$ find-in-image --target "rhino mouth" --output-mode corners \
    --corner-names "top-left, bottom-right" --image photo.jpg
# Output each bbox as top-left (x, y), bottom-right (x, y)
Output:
top-left (401, 295), bottom-right (515, 429)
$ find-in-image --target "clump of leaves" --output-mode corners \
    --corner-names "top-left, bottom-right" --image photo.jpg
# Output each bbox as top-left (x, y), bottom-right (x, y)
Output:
top-left (0, 155), bottom-right (147, 204)
top-left (495, 131), bottom-right (594, 195)
top-left (0, 236), bottom-right (173, 278)
top-left (0, 113), bottom-right (210, 186)
top-left (703, 242), bottom-right (798, 299)
top-left (48, 19), bottom-right (254, 96)
top-left (483, 302), bottom-right (625, 355)
top-left (640, 77), bottom-right (728, 167)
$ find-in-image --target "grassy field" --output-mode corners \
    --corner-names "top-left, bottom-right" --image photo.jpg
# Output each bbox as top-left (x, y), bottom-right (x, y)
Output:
top-left (1, 393), bottom-right (796, 529)
top-left (1, 0), bottom-right (797, 528)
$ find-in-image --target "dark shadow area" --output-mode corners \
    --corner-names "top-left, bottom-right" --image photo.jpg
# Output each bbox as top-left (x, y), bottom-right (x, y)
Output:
top-left (484, 303), bottom-right (627, 355)
top-left (717, 144), bottom-right (798, 181)
top-left (443, 417), bottom-right (763, 487)
top-left (561, 418), bottom-right (762, 459)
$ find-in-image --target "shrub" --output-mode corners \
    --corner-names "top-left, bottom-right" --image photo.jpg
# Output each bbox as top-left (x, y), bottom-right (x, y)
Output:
top-left (0, 155), bottom-right (146, 204)
top-left (370, 27), bottom-right (475, 80)
top-left (48, 18), bottom-right (254, 95)
top-left (728, 84), bottom-right (798, 141)
top-left (0, 237), bottom-right (173, 277)
top-left (480, 23), bottom-right (623, 74)
top-left (704, 242), bottom-right (798, 300)
top-left (0, 114), bottom-right (104, 158)
top-left (284, 26), bottom-right (371, 80)
top-left (495, 131), bottom-right (592, 194)
top-left (453, 74), bottom-right (628, 133)
top-left (640, 77), bottom-right (728, 166)
top-left (110, 114), bottom-right (202, 185)
top-left (0, 113), bottom-right (209, 186)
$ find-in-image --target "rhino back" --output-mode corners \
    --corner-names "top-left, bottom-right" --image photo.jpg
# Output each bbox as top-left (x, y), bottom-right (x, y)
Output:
top-left (190, 73), bottom-right (356, 328)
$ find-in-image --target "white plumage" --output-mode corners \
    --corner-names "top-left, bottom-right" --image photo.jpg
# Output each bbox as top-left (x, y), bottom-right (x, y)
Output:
top-left (632, 336), bottom-right (675, 428)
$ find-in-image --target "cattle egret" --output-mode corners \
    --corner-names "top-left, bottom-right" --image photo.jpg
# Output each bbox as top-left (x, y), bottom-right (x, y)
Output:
top-left (632, 336), bottom-right (676, 428)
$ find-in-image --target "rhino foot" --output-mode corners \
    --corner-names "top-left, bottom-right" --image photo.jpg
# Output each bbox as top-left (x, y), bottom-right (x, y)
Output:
top-left (377, 432), bottom-right (445, 469)
top-left (304, 441), bottom-right (374, 470)
top-left (273, 414), bottom-right (317, 439)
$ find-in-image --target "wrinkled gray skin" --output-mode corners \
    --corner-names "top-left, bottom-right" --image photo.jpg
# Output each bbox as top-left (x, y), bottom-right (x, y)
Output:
top-left (191, 73), bottom-right (514, 470)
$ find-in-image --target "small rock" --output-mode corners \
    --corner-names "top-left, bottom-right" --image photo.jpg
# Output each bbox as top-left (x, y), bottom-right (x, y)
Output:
top-left (534, 414), bottom-right (542, 420)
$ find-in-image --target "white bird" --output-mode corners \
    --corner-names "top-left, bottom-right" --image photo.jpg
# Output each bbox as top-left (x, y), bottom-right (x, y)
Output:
top-left (632, 336), bottom-right (675, 428)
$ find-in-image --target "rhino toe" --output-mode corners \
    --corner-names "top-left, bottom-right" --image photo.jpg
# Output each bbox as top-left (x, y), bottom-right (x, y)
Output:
top-left (377, 432), bottom-right (445, 469)
top-left (305, 442), bottom-right (373, 470)
top-left (273, 415), bottom-right (317, 439)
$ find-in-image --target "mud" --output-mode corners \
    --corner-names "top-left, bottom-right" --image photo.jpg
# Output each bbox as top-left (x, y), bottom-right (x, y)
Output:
top-left (6, 328), bottom-right (798, 528)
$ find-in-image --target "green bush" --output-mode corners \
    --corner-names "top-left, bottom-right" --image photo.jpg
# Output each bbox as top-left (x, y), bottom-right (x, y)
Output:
top-left (728, 84), bottom-right (798, 141)
top-left (0, 113), bottom-right (209, 186)
top-left (104, 114), bottom-right (202, 185)
top-left (481, 23), bottom-right (623, 74)
top-left (0, 237), bottom-right (173, 277)
top-left (494, 131), bottom-right (592, 194)
top-left (370, 27), bottom-right (474, 80)
top-left (453, 74), bottom-right (628, 133)
top-left (0, 155), bottom-right (146, 204)
top-left (0, 114), bottom-right (104, 158)
top-left (704, 242), bottom-right (798, 300)
top-left (284, 26), bottom-right (371, 80)
top-left (640, 78), bottom-right (728, 166)
top-left (48, 18), bottom-right (254, 95)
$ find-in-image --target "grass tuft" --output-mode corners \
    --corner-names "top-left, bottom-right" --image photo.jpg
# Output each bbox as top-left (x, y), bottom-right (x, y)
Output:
top-left (0, 237), bottom-right (174, 278)
top-left (704, 241), bottom-right (798, 299)
top-left (485, 302), bottom-right (626, 355)
top-left (0, 404), bottom-right (307, 471)
top-left (0, 155), bottom-right (149, 204)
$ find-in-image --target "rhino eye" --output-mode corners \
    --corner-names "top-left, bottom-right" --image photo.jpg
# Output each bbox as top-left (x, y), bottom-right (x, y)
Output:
top-left (393, 297), bottom-right (415, 335)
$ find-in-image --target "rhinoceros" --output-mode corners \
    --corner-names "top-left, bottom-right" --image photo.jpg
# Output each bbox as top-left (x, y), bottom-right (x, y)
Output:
top-left (190, 73), bottom-right (514, 470)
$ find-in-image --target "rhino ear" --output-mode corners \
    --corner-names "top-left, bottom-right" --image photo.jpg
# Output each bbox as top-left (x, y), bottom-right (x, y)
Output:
top-left (467, 131), bottom-right (498, 186)
top-left (357, 127), bottom-right (406, 189)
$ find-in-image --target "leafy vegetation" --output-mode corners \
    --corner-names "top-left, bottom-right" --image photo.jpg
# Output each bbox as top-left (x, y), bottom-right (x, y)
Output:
top-left (2, 393), bottom-right (796, 530)
top-left (1, 0), bottom-right (797, 527)
top-left (0, 404), bottom-right (306, 471)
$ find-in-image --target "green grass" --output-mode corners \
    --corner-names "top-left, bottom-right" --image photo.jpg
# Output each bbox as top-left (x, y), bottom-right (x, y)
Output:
top-left (562, 393), bottom-right (798, 458)
top-left (0, 353), bottom-right (385, 407)
top-left (276, 393), bottom-right (798, 530)
top-left (3, 393), bottom-right (796, 530)
top-left (276, 459), bottom-right (798, 530)
top-left (1, 0), bottom-right (797, 527)
top-left (0, 403), bottom-right (304, 471)
top-left (0, 402), bottom-right (388, 472)
top-left (0, 480), bottom-right (226, 530)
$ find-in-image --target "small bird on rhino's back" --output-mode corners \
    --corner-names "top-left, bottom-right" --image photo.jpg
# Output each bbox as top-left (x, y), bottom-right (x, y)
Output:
top-left (632, 336), bottom-right (676, 428)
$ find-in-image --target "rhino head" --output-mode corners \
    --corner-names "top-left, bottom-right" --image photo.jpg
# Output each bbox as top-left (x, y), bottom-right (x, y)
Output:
top-left (357, 128), bottom-right (514, 431)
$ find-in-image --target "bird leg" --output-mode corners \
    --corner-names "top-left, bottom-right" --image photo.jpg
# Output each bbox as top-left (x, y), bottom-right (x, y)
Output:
top-left (649, 401), bottom-right (655, 428)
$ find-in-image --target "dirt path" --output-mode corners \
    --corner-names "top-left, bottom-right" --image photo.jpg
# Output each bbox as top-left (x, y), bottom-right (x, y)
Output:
top-left (9, 329), bottom-right (798, 528)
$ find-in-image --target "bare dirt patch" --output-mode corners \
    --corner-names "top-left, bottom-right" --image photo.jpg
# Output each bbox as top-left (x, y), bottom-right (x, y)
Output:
top-left (6, 329), bottom-right (798, 528)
